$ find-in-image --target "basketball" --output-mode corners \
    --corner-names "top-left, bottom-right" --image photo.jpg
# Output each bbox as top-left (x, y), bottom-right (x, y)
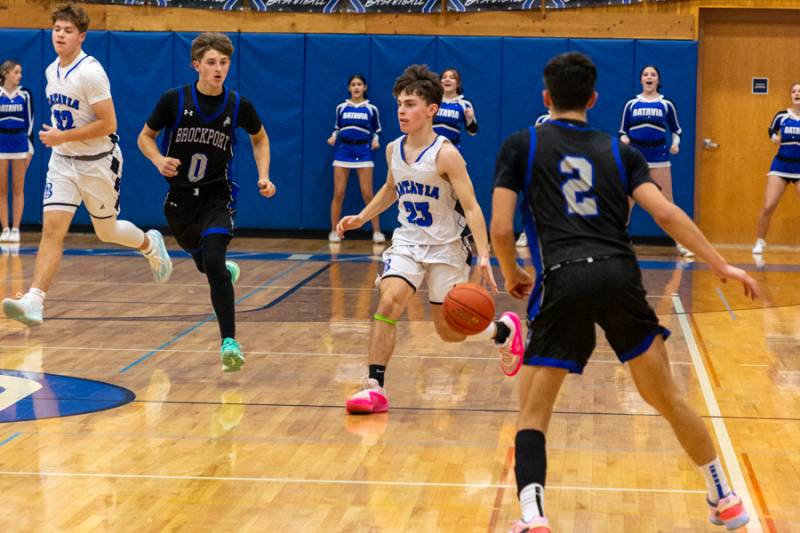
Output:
top-left (443, 283), bottom-right (495, 335)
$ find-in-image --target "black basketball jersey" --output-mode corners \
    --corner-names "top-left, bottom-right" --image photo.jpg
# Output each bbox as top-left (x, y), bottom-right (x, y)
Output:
top-left (161, 84), bottom-right (240, 187)
top-left (494, 119), bottom-right (653, 270)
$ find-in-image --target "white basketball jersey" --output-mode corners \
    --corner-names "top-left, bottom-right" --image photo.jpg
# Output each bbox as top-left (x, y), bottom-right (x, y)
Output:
top-left (391, 135), bottom-right (466, 245)
top-left (45, 51), bottom-right (115, 157)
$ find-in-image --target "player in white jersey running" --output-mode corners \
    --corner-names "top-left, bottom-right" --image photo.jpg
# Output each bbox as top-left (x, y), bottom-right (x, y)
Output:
top-left (2, 4), bottom-right (171, 327)
top-left (336, 64), bottom-right (525, 414)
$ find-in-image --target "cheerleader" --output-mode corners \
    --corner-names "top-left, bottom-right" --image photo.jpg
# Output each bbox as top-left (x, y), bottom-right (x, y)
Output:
top-left (620, 65), bottom-right (690, 256)
top-left (753, 83), bottom-right (800, 254)
top-left (0, 60), bottom-right (33, 243)
top-left (433, 68), bottom-right (477, 151)
top-left (327, 74), bottom-right (384, 243)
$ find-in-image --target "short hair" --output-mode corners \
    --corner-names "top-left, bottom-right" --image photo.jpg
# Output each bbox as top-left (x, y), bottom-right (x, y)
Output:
top-left (0, 60), bottom-right (20, 85)
top-left (441, 68), bottom-right (463, 95)
top-left (191, 32), bottom-right (234, 62)
top-left (52, 3), bottom-right (90, 33)
top-left (392, 64), bottom-right (443, 106)
top-left (543, 52), bottom-right (597, 112)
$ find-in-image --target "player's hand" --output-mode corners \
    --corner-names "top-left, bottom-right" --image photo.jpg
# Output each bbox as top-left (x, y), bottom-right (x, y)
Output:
top-left (477, 255), bottom-right (498, 293)
top-left (464, 107), bottom-right (475, 122)
top-left (620, 135), bottom-right (630, 145)
top-left (258, 178), bottom-right (276, 198)
top-left (711, 263), bottom-right (761, 300)
top-left (505, 265), bottom-right (534, 300)
top-left (670, 144), bottom-right (680, 155)
top-left (336, 214), bottom-right (365, 238)
top-left (371, 139), bottom-right (380, 151)
top-left (39, 124), bottom-right (66, 148)
top-left (327, 135), bottom-right (336, 146)
top-left (771, 133), bottom-right (781, 145)
top-left (155, 156), bottom-right (181, 178)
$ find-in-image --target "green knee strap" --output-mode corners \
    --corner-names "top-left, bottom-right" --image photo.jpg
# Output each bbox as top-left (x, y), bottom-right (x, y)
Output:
top-left (374, 313), bottom-right (397, 326)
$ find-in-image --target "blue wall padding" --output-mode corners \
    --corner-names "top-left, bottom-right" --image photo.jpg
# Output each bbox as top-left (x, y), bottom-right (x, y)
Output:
top-left (369, 35), bottom-right (437, 231)
top-left (238, 33), bottom-right (305, 229)
top-left (0, 30), bottom-right (696, 239)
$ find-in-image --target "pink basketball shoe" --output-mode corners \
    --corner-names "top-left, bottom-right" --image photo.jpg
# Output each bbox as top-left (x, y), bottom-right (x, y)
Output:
top-left (708, 493), bottom-right (749, 530)
top-left (498, 311), bottom-right (524, 376)
top-left (508, 516), bottom-right (550, 533)
top-left (346, 378), bottom-right (389, 414)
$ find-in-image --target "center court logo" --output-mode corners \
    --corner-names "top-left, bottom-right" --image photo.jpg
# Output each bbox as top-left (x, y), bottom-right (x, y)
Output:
top-left (0, 369), bottom-right (135, 423)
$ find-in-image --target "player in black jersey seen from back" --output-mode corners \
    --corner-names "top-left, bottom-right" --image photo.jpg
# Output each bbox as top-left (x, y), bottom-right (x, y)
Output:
top-left (138, 32), bottom-right (276, 372)
top-left (491, 52), bottom-right (759, 533)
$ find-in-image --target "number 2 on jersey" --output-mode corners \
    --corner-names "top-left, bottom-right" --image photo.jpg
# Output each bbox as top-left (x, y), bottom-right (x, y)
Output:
top-left (560, 156), bottom-right (598, 216)
top-left (187, 153), bottom-right (208, 183)
top-left (403, 201), bottom-right (432, 227)
top-left (53, 110), bottom-right (74, 131)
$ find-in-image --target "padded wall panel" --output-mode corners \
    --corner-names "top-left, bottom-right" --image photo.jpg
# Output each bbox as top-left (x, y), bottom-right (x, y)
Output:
top-left (238, 34), bottom-right (305, 229)
top-left (107, 32), bottom-right (173, 227)
top-left (369, 35), bottom-right (437, 231)
top-left (437, 37), bottom-right (503, 218)
top-left (630, 40), bottom-right (698, 233)
top-left (302, 35), bottom-right (370, 230)
top-left (0, 30), bottom-right (45, 225)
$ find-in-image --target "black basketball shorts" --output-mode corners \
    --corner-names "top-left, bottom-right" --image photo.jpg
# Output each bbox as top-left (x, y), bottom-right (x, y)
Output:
top-left (164, 181), bottom-right (236, 253)
top-left (525, 256), bottom-right (670, 374)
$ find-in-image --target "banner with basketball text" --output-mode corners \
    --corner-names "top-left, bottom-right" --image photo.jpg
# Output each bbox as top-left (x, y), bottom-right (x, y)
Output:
top-left (448, 0), bottom-right (638, 10)
top-left (150, 0), bottom-right (243, 9)
top-left (546, 0), bottom-right (640, 8)
top-left (350, 0), bottom-right (441, 13)
top-left (79, 0), bottom-right (145, 5)
top-left (249, 0), bottom-right (338, 12)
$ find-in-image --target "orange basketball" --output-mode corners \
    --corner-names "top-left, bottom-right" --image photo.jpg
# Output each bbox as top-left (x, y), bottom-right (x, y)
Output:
top-left (443, 283), bottom-right (495, 335)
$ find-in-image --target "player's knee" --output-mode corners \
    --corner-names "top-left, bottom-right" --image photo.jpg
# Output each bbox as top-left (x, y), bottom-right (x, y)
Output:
top-left (376, 293), bottom-right (403, 319)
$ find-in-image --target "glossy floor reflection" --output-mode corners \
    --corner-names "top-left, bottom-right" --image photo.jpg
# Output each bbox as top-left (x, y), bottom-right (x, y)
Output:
top-left (0, 234), bottom-right (798, 532)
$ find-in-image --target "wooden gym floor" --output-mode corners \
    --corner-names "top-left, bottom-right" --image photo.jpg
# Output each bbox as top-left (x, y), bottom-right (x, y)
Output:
top-left (0, 234), bottom-right (798, 532)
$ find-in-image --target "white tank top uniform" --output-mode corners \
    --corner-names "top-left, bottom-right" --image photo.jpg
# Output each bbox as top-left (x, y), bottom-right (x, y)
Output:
top-left (43, 51), bottom-right (123, 218)
top-left (379, 134), bottom-right (472, 304)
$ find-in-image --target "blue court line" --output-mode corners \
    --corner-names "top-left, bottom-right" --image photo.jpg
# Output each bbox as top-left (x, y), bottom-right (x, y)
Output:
top-left (119, 261), bottom-right (307, 374)
top-left (252, 264), bottom-right (331, 311)
top-left (715, 287), bottom-right (737, 320)
top-left (0, 432), bottom-right (21, 446)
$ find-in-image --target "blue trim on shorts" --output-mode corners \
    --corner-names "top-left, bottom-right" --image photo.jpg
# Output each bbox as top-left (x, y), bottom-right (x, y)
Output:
top-left (201, 227), bottom-right (231, 237)
top-left (527, 355), bottom-right (583, 374)
top-left (618, 326), bottom-right (672, 363)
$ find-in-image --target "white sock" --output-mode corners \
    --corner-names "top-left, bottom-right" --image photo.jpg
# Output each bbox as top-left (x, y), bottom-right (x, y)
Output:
top-left (464, 321), bottom-right (497, 342)
top-left (27, 287), bottom-right (46, 306)
top-left (520, 483), bottom-right (544, 522)
top-left (699, 457), bottom-right (731, 504)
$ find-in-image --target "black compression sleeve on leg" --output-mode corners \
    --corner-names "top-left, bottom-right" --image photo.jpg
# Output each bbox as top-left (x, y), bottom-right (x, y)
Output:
top-left (202, 233), bottom-right (235, 339)
top-left (192, 251), bottom-right (205, 273)
top-left (515, 429), bottom-right (547, 497)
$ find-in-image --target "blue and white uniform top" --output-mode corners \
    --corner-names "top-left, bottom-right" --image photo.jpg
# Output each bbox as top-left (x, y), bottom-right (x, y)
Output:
top-left (433, 96), bottom-right (477, 150)
top-left (331, 99), bottom-right (381, 144)
top-left (534, 111), bottom-right (551, 126)
top-left (0, 85), bottom-right (33, 158)
top-left (767, 108), bottom-right (800, 179)
top-left (619, 94), bottom-right (681, 168)
top-left (390, 135), bottom-right (465, 246)
top-left (45, 51), bottom-right (116, 157)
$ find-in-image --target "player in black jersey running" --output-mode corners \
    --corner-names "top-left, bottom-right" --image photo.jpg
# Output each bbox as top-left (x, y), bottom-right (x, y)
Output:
top-left (491, 52), bottom-right (759, 533)
top-left (138, 32), bottom-right (276, 373)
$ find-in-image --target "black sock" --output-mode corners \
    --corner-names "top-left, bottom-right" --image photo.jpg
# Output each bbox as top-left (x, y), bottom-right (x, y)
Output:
top-left (515, 429), bottom-right (547, 515)
top-left (201, 234), bottom-right (235, 339)
top-left (494, 320), bottom-right (511, 344)
top-left (369, 364), bottom-right (386, 387)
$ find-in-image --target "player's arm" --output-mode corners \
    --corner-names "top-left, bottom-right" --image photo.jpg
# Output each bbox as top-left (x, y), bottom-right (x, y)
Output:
top-left (250, 127), bottom-right (275, 197)
top-left (632, 182), bottom-right (759, 299)
top-left (337, 143), bottom-right (398, 237)
top-left (39, 97), bottom-right (117, 148)
top-left (438, 142), bottom-right (497, 291)
top-left (137, 91), bottom-right (181, 178)
top-left (490, 132), bottom-right (533, 299)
